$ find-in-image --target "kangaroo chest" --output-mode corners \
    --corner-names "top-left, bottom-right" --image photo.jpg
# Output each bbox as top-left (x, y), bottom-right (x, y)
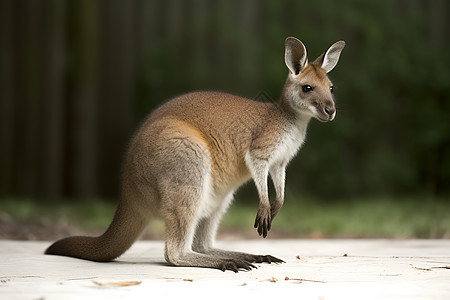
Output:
top-left (270, 119), bottom-right (309, 166)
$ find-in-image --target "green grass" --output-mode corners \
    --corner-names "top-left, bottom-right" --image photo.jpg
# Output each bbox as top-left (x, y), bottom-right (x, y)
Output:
top-left (1, 196), bottom-right (449, 238)
top-left (223, 196), bottom-right (450, 238)
top-left (0, 198), bottom-right (117, 230)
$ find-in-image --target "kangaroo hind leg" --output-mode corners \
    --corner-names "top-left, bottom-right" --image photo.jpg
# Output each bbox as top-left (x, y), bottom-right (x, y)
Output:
top-left (158, 130), bottom-right (256, 272)
top-left (192, 194), bottom-right (284, 265)
top-left (162, 190), bottom-right (256, 272)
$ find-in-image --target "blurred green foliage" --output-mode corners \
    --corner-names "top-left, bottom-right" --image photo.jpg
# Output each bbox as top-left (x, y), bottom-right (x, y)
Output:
top-left (224, 196), bottom-right (450, 238)
top-left (135, 0), bottom-right (450, 198)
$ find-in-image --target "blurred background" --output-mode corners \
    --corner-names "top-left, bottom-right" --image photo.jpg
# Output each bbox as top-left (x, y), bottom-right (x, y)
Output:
top-left (1, 0), bottom-right (449, 239)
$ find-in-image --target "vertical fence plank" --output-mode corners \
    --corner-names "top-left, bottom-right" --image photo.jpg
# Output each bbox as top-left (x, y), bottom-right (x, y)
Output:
top-left (238, 0), bottom-right (262, 95)
top-left (66, 0), bottom-right (99, 198)
top-left (97, 0), bottom-right (135, 197)
top-left (13, 0), bottom-right (44, 196)
top-left (0, 0), bottom-right (15, 196)
top-left (39, 0), bottom-right (66, 199)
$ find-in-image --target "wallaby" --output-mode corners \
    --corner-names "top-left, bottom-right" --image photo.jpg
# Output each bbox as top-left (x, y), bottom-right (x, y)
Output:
top-left (45, 37), bottom-right (345, 272)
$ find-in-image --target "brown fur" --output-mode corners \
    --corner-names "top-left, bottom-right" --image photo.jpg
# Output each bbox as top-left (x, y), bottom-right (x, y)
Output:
top-left (45, 37), bottom-right (345, 272)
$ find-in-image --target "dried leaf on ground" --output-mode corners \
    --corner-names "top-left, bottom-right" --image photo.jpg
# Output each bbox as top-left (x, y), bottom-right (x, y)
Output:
top-left (260, 277), bottom-right (278, 283)
top-left (162, 277), bottom-right (194, 282)
top-left (285, 276), bottom-right (326, 283)
top-left (92, 281), bottom-right (141, 287)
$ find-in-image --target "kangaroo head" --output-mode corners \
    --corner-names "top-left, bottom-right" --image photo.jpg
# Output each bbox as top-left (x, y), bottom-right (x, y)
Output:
top-left (283, 37), bottom-right (345, 122)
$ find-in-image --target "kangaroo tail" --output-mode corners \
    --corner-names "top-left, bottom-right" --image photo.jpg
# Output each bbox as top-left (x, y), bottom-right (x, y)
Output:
top-left (45, 201), bottom-right (149, 262)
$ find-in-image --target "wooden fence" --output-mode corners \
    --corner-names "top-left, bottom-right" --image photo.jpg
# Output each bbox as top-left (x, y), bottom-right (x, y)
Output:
top-left (1, 0), bottom-right (448, 200)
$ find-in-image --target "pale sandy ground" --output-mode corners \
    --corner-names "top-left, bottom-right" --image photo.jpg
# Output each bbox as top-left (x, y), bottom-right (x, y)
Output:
top-left (1, 239), bottom-right (449, 300)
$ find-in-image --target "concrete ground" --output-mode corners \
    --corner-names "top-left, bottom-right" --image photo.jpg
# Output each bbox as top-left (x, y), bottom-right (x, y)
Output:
top-left (1, 239), bottom-right (449, 299)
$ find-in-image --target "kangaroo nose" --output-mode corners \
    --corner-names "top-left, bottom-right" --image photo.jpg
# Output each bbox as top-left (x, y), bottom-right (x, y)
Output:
top-left (325, 106), bottom-right (335, 116)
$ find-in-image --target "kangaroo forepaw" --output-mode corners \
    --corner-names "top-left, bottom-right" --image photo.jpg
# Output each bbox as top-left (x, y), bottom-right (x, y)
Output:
top-left (219, 259), bottom-right (257, 273)
top-left (254, 206), bottom-right (272, 238)
top-left (270, 200), bottom-right (283, 220)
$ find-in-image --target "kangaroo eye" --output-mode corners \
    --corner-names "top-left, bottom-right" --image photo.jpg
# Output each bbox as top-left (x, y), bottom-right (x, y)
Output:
top-left (330, 86), bottom-right (334, 93)
top-left (302, 85), bottom-right (313, 93)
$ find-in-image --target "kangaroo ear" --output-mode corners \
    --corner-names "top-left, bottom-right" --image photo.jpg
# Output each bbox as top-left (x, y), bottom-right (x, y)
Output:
top-left (285, 37), bottom-right (308, 76)
top-left (314, 41), bottom-right (345, 73)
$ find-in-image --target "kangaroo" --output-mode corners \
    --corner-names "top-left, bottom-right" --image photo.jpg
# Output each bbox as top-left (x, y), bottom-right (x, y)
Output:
top-left (45, 37), bottom-right (345, 272)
